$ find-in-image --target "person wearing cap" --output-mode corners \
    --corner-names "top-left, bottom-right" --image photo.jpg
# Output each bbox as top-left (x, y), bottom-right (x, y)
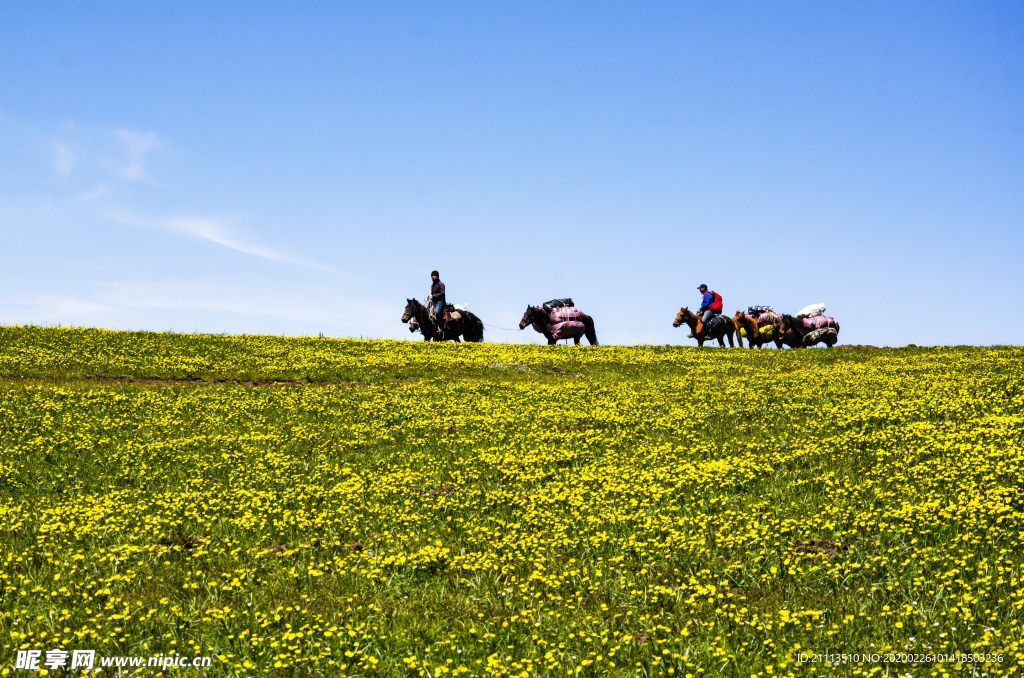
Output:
top-left (428, 271), bottom-right (446, 322)
top-left (692, 283), bottom-right (721, 338)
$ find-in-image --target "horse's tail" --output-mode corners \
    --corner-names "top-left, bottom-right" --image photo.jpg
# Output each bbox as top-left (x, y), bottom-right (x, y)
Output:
top-left (463, 312), bottom-right (485, 343)
top-left (581, 314), bottom-right (598, 346)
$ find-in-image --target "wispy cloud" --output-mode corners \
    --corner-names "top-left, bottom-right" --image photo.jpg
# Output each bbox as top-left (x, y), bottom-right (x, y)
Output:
top-left (0, 282), bottom-right (398, 338)
top-left (111, 129), bottom-right (158, 181)
top-left (52, 142), bottom-right (76, 176)
top-left (102, 209), bottom-right (346, 274)
top-left (3, 114), bottom-right (344, 276)
top-left (166, 217), bottom-right (295, 262)
top-left (8, 295), bottom-right (118, 320)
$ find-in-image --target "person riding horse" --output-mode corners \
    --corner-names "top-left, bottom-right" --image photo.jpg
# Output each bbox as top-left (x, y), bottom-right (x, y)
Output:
top-left (691, 284), bottom-right (723, 338)
top-left (428, 270), bottom-right (446, 326)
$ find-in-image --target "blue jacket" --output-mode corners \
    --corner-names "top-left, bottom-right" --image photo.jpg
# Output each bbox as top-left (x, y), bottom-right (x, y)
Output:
top-left (698, 290), bottom-right (713, 313)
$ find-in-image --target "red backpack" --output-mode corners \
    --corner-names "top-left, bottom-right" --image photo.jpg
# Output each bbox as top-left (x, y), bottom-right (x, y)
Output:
top-left (710, 291), bottom-right (723, 312)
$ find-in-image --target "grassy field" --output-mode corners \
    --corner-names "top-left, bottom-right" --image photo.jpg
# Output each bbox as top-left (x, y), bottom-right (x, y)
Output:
top-left (1, 326), bottom-right (1022, 677)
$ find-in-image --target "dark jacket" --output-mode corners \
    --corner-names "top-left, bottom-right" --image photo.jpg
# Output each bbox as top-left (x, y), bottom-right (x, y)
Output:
top-left (430, 280), bottom-right (446, 303)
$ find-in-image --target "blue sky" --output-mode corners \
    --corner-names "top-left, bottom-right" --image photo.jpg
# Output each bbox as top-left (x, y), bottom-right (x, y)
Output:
top-left (1, 2), bottom-right (1021, 346)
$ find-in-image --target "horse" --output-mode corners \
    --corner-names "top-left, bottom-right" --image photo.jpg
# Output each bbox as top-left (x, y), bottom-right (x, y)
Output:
top-left (732, 311), bottom-right (783, 349)
top-left (778, 314), bottom-right (839, 348)
top-left (672, 307), bottom-right (736, 347)
top-left (731, 311), bottom-right (759, 349)
top-left (402, 298), bottom-right (485, 342)
top-left (519, 305), bottom-right (598, 345)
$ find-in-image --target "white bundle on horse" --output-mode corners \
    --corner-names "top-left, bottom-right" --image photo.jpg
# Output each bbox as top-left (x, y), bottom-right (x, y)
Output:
top-left (796, 303), bottom-right (826, 318)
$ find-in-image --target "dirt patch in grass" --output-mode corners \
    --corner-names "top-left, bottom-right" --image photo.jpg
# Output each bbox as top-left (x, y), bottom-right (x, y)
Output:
top-left (728, 587), bottom-right (770, 601)
top-left (267, 543), bottom-right (296, 553)
top-left (91, 376), bottom-right (365, 388)
top-left (793, 538), bottom-right (851, 560)
top-left (157, 534), bottom-right (209, 551)
top-left (413, 486), bottom-right (457, 496)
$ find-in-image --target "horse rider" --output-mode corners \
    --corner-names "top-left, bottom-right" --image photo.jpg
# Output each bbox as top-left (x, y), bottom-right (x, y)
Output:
top-left (428, 270), bottom-right (446, 324)
top-left (692, 283), bottom-right (723, 337)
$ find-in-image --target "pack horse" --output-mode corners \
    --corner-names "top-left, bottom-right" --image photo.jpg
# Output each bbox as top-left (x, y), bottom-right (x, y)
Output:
top-left (519, 299), bottom-right (598, 345)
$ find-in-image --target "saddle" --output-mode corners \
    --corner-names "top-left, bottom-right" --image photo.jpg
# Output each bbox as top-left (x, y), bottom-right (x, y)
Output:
top-left (436, 303), bottom-right (467, 323)
top-left (704, 315), bottom-right (731, 333)
top-left (542, 298), bottom-right (575, 313)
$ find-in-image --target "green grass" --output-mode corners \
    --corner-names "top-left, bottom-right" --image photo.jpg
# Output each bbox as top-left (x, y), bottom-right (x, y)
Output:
top-left (0, 326), bottom-right (1022, 677)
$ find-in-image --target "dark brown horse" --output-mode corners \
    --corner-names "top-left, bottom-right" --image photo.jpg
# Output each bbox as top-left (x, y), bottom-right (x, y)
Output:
top-left (673, 307), bottom-right (736, 347)
top-left (519, 305), bottom-right (598, 345)
top-left (402, 298), bottom-right (484, 342)
top-left (779, 314), bottom-right (839, 348)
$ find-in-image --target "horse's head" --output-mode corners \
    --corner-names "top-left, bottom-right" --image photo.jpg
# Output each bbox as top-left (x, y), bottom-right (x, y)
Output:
top-left (408, 316), bottom-right (420, 333)
top-left (401, 298), bottom-right (419, 323)
top-left (673, 307), bottom-right (693, 328)
top-left (779, 314), bottom-right (799, 333)
top-left (519, 305), bottom-right (535, 330)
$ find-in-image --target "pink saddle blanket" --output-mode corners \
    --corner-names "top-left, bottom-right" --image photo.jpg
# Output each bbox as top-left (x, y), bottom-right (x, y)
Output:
top-left (549, 306), bottom-right (583, 323)
top-left (551, 320), bottom-right (586, 341)
top-left (801, 315), bottom-right (838, 331)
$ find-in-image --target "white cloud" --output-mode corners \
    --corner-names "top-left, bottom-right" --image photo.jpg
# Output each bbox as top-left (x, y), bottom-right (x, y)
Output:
top-left (166, 217), bottom-right (293, 262)
top-left (3, 115), bottom-right (345, 278)
top-left (98, 209), bottom-right (346, 274)
top-left (163, 216), bottom-right (345, 274)
top-left (73, 184), bottom-right (111, 204)
top-left (52, 142), bottom-right (76, 176)
top-left (2, 295), bottom-right (119, 324)
top-left (0, 281), bottom-right (401, 339)
top-left (112, 129), bottom-right (158, 181)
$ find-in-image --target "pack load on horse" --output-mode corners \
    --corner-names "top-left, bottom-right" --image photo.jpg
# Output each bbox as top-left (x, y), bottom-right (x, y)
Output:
top-left (795, 303), bottom-right (826, 319)
top-left (673, 306), bottom-right (736, 347)
top-left (779, 311), bottom-right (840, 348)
top-left (803, 327), bottom-right (839, 347)
top-left (520, 300), bottom-right (598, 345)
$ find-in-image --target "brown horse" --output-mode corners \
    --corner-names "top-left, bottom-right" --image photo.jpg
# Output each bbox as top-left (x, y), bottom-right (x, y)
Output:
top-left (733, 311), bottom-right (783, 349)
top-left (673, 307), bottom-right (736, 347)
top-left (732, 311), bottom-right (759, 349)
